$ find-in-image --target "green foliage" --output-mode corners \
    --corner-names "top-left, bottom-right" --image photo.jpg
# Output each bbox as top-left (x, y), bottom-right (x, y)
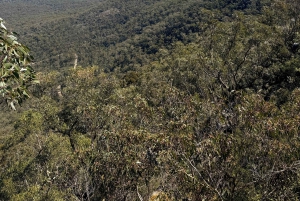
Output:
top-left (1, 0), bottom-right (300, 200)
top-left (0, 18), bottom-right (37, 109)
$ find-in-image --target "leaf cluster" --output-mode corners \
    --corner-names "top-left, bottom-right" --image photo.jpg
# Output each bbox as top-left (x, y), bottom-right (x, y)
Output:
top-left (0, 19), bottom-right (37, 109)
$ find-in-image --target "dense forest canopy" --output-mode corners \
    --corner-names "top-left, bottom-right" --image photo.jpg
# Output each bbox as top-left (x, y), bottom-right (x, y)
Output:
top-left (0, 0), bottom-right (300, 200)
top-left (0, 0), bottom-right (275, 71)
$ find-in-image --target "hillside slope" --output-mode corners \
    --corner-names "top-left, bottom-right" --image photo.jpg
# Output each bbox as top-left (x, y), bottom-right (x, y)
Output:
top-left (1, 0), bottom-right (300, 200)
top-left (0, 0), bottom-right (102, 28)
top-left (1, 0), bottom-right (267, 71)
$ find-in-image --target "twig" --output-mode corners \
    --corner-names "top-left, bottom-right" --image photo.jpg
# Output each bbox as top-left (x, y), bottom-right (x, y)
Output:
top-left (137, 186), bottom-right (143, 201)
top-left (182, 154), bottom-right (224, 201)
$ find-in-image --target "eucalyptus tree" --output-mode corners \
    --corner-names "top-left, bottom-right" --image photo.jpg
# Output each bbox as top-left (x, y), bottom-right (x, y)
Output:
top-left (0, 18), bottom-right (37, 109)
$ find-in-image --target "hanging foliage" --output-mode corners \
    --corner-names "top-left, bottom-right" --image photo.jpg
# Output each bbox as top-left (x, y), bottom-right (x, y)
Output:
top-left (0, 18), bottom-right (38, 109)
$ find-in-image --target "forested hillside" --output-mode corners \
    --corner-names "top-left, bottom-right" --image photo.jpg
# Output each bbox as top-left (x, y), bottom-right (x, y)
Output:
top-left (1, 0), bottom-right (271, 71)
top-left (0, 0), bottom-right (102, 27)
top-left (1, 0), bottom-right (300, 200)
